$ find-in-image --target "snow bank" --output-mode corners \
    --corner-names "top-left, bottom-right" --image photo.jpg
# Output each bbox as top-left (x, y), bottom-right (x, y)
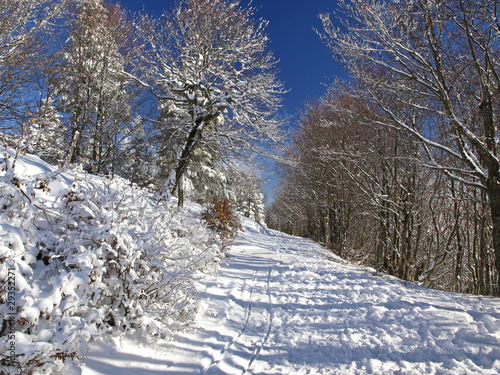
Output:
top-left (0, 149), bottom-right (224, 374)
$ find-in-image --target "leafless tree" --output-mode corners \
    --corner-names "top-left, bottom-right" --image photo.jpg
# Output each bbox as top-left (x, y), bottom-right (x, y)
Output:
top-left (0, 0), bottom-right (67, 128)
top-left (132, 0), bottom-right (284, 202)
top-left (320, 0), bottom-right (500, 294)
top-left (268, 80), bottom-right (496, 294)
top-left (55, 0), bottom-right (133, 172)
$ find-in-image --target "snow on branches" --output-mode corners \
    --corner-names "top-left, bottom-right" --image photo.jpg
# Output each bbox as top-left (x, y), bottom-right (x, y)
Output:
top-left (133, 0), bottom-right (284, 199)
top-left (0, 150), bottom-right (223, 374)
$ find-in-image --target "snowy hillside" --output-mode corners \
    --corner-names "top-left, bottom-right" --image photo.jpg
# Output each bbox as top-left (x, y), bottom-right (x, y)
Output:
top-left (0, 150), bottom-right (224, 374)
top-left (83, 219), bottom-right (500, 374)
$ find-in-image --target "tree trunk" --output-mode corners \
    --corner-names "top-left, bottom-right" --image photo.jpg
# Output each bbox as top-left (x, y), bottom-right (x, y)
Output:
top-left (487, 174), bottom-right (500, 295)
top-left (451, 180), bottom-right (464, 292)
top-left (165, 113), bottom-right (220, 205)
top-left (168, 118), bottom-right (204, 199)
top-left (481, 94), bottom-right (500, 295)
top-left (177, 179), bottom-right (184, 208)
top-left (64, 129), bottom-right (80, 167)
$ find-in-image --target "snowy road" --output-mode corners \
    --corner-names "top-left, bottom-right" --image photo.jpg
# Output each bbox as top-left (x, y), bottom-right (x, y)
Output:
top-left (83, 218), bottom-right (500, 374)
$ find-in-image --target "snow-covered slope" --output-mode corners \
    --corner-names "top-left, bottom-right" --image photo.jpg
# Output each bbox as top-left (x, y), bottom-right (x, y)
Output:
top-left (0, 150), bottom-right (223, 374)
top-left (83, 217), bottom-right (500, 375)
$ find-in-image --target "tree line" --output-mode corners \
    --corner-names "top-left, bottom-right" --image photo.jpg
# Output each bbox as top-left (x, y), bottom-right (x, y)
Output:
top-left (267, 0), bottom-right (500, 296)
top-left (0, 0), bottom-right (280, 218)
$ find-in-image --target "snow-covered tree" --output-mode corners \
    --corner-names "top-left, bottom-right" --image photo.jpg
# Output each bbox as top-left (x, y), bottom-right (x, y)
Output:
top-left (0, 0), bottom-right (67, 128)
top-left (228, 167), bottom-right (265, 224)
top-left (319, 0), bottom-right (500, 294)
top-left (117, 116), bottom-right (157, 187)
top-left (133, 0), bottom-right (284, 203)
top-left (268, 81), bottom-right (497, 295)
top-left (25, 97), bottom-right (66, 164)
top-left (183, 148), bottom-right (232, 204)
top-left (55, 0), bottom-right (131, 172)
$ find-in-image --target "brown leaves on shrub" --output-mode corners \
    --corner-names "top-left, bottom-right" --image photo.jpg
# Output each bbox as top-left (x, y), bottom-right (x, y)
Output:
top-left (201, 198), bottom-right (241, 246)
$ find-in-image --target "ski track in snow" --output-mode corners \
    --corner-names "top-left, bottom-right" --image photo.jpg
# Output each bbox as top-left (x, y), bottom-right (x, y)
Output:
top-left (83, 218), bottom-right (500, 375)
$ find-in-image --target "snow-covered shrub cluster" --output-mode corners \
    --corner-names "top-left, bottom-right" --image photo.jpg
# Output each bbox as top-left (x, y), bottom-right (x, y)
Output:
top-left (0, 151), bottom-right (223, 374)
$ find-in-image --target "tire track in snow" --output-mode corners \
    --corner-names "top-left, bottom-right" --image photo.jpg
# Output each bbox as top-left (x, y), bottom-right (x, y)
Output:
top-left (243, 267), bottom-right (273, 375)
top-left (204, 269), bottom-right (258, 374)
top-left (232, 270), bottom-right (258, 347)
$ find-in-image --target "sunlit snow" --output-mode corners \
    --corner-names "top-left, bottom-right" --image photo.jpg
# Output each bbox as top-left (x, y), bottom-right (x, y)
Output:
top-left (83, 219), bottom-right (500, 374)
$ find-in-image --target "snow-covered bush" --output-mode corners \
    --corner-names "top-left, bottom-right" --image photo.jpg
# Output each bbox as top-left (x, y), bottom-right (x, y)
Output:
top-left (0, 151), bottom-right (223, 374)
top-left (51, 177), bottom-right (223, 334)
top-left (0, 154), bottom-right (87, 374)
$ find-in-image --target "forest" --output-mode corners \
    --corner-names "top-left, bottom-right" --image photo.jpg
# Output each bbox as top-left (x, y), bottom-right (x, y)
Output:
top-left (1, 0), bottom-right (500, 372)
top-left (2, 0), bottom-right (500, 292)
top-left (266, 0), bottom-right (500, 297)
top-left (1, 0), bottom-right (275, 217)
top-left (2, 0), bottom-right (500, 295)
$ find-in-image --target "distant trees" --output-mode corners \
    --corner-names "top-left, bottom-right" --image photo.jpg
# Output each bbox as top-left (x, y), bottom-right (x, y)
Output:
top-left (228, 167), bottom-right (266, 223)
top-left (269, 83), bottom-right (496, 294)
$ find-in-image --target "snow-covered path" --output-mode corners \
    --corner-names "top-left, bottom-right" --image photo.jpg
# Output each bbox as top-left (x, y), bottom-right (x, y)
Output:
top-left (83, 218), bottom-right (500, 375)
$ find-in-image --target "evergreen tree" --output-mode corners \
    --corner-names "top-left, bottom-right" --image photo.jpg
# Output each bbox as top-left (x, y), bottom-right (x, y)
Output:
top-left (184, 148), bottom-right (232, 204)
top-left (26, 97), bottom-right (66, 165)
top-left (117, 116), bottom-right (157, 187)
top-left (228, 168), bottom-right (265, 224)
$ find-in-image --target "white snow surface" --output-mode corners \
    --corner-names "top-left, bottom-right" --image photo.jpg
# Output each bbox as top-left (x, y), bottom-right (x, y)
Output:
top-left (83, 218), bottom-right (500, 375)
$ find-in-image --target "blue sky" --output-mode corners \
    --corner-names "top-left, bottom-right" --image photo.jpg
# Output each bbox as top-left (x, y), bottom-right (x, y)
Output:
top-left (119, 0), bottom-right (346, 121)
